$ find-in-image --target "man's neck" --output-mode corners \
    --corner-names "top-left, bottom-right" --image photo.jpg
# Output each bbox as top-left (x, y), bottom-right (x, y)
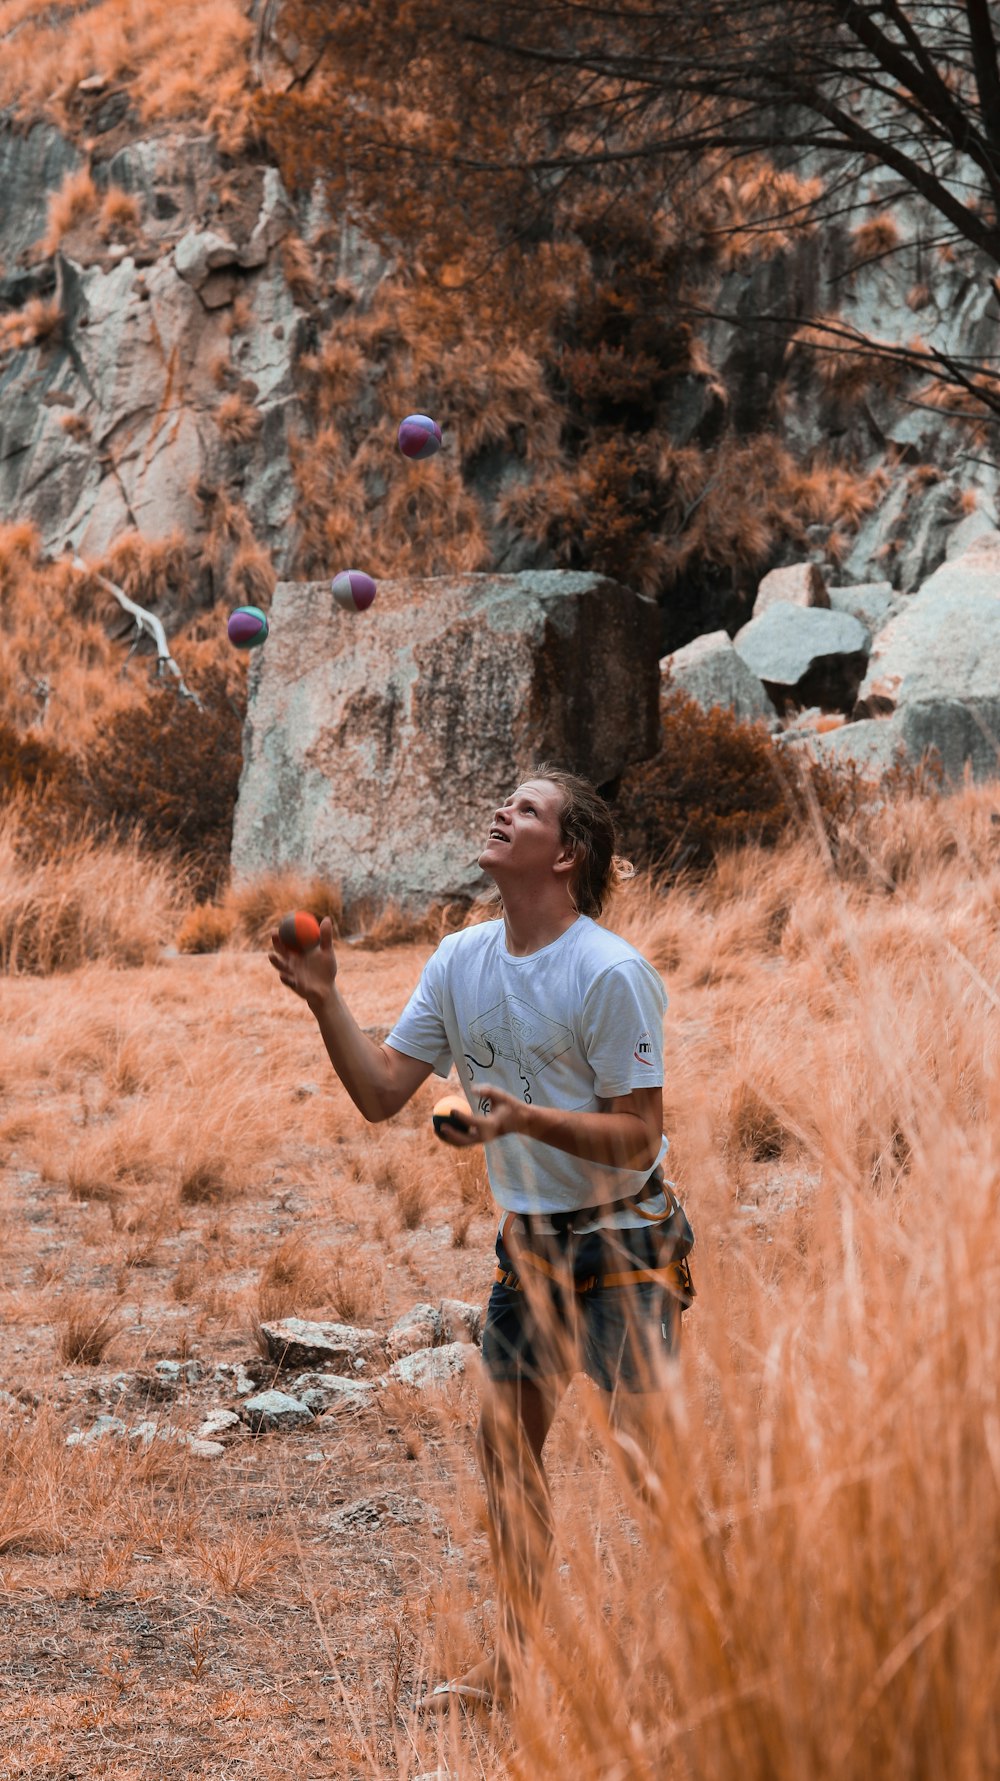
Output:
top-left (499, 895), bottom-right (581, 958)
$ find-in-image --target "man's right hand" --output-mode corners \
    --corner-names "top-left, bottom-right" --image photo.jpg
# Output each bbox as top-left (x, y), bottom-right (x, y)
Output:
top-left (268, 915), bottom-right (338, 1013)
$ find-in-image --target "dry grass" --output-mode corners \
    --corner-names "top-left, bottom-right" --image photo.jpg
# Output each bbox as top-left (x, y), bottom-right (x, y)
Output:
top-left (98, 186), bottom-right (142, 240)
top-left (40, 165), bottom-right (97, 253)
top-left (2, 786), bottom-right (1000, 1772)
top-left (215, 392), bottom-right (262, 444)
top-left (0, 0), bottom-right (252, 135)
top-left (0, 298), bottom-right (63, 354)
top-left (0, 813), bottom-right (188, 974)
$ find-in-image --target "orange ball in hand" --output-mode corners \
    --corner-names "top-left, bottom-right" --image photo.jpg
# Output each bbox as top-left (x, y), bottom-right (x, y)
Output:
top-left (432, 1094), bottom-right (473, 1139)
top-left (278, 910), bottom-right (321, 952)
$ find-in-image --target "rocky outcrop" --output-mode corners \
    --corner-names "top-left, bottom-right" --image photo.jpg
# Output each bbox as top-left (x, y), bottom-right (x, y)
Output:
top-left (662, 629), bottom-right (777, 725)
top-left (751, 562), bottom-right (829, 620)
top-left (0, 129), bottom-right (306, 571)
top-left (733, 603), bottom-right (870, 711)
top-left (231, 570), bottom-right (661, 907)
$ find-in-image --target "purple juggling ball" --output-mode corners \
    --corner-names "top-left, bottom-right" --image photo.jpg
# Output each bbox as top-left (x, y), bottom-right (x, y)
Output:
top-left (397, 413), bottom-right (443, 460)
top-left (227, 605), bottom-right (269, 649)
top-left (331, 570), bottom-right (377, 612)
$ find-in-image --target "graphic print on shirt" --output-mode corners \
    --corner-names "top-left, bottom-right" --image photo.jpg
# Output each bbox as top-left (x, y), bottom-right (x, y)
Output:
top-left (633, 1029), bottom-right (654, 1067)
top-left (464, 996), bottom-right (575, 1106)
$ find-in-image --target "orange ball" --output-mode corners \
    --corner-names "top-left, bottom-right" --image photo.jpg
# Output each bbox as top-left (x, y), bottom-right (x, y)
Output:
top-left (278, 910), bottom-right (321, 952)
top-left (432, 1094), bottom-right (473, 1139)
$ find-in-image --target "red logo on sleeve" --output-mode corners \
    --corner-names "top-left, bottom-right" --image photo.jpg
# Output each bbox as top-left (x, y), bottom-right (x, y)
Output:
top-left (634, 1030), bottom-right (654, 1066)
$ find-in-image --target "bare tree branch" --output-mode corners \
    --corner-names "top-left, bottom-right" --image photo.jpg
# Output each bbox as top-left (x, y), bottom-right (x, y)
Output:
top-left (71, 556), bottom-right (203, 708)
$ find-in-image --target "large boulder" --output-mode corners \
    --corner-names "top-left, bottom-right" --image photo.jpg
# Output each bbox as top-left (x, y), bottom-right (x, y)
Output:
top-left (751, 562), bottom-right (829, 620)
top-left (661, 630), bottom-right (777, 725)
top-left (733, 604), bottom-right (870, 711)
top-left (826, 582), bottom-right (900, 639)
top-left (852, 544), bottom-right (1000, 779)
top-left (231, 571), bottom-right (660, 907)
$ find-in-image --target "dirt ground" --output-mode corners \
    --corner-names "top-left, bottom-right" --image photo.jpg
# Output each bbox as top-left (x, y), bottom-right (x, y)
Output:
top-left (0, 944), bottom-right (645, 1780)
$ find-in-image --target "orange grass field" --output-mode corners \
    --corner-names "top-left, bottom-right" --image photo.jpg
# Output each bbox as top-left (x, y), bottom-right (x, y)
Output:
top-left (2, 787), bottom-right (1000, 1778)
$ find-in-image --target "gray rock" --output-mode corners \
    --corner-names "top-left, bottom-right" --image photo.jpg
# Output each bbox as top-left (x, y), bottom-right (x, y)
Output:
top-left (945, 509), bottom-right (1000, 561)
top-left (153, 1359), bottom-right (203, 1390)
top-left (211, 1361), bottom-right (258, 1397)
top-left (127, 1419), bottom-right (224, 1458)
top-left (784, 716), bottom-right (908, 777)
top-left (661, 630), bottom-right (777, 724)
top-left (196, 1409), bottom-right (243, 1439)
top-left (289, 1371), bottom-right (376, 1413)
top-left (439, 1299), bottom-right (483, 1346)
top-left (388, 1342), bottom-right (472, 1389)
top-left (0, 121), bottom-right (81, 268)
top-left (240, 1389), bottom-right (315, 1432)
top-left (734, 604), bottom-right (870, 706)
top-left (173, 227), bottom-right (241, 289)
top-left (826, 582), bottom-right (899, 639)
top-left (66, 1415), bottom-right (127, 1447)
top-left (232, 572), bottom-right (661, 907)
top-left (851, 544), bottom-right (1000, 780)
top-left (752, 562), bottom-right (829, 620)
top-left (258, 1317), bottom-right (382, 1372)
top-left (385, 1304), bottom-right (444, 1362)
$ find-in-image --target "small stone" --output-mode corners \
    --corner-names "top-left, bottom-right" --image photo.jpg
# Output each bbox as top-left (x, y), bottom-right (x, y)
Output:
top-left (258, 1317), bottom-right (382, 1372)
top-left (291, 1372), bottom-right (375, 1414)
top-left (196, 1409), bottom-right (242, 1440)
top-left (66, 1415), bottom-right (126, 1448)
top-left (240, 1389), bottom-right (314, 1432)
top-left (386, 1303), bottom-right (443, 1361)
top-left (388, 1342), bottom-right (471, 1389)
top-left (439, 1299), bottom-right (483, 1346)
top-left (77, 74), bottom-right (108, 92)
top-left (293, 1082), bottom-right (321, 1099)
top-left (154, 1358), bottom-right (203, 1389)
top-left (211, 1362), bottom-right (258, 1397)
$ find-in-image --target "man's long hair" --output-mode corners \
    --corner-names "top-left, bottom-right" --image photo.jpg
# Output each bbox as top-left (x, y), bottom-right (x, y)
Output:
top-left (482, 762), bottom-right (634, 920)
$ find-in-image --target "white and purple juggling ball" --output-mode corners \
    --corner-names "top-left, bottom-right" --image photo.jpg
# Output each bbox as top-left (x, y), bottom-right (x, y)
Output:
top-left (331, 570), bottom-right (377, 612)
top-left (397, 413), bottom-right (443, 460)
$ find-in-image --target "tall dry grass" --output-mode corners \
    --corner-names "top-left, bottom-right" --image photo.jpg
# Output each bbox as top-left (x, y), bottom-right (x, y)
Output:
top-left (2, 785), bottom-right (1000, 1773)
top-left (0, 811), bottom-right (187, 974)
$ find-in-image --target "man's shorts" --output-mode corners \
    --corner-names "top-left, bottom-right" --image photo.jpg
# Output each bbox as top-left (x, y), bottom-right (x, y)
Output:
top-left (482, 1210), bottom-right (694, 1395)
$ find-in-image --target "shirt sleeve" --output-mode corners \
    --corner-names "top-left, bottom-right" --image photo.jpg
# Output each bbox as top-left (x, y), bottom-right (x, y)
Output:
top-left (385, 944), bottom-right (454, 1079)
top-left (580, 959), bottom-right (667, 1098)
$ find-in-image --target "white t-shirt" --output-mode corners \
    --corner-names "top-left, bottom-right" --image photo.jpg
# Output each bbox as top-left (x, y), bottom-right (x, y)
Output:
top-left (386, 913), bottom-right (669, 1217)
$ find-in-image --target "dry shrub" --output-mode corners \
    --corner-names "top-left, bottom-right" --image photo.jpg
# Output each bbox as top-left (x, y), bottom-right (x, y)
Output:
top-left (102, 529), bottom-right (191, 610)
top-left (256, 1233), bottom-right (333, 1320)
top-left (727, 1080), bottom-right (792, 1162)
top-left (329, 1241), bottom-right (382, 1325)
top-left (0, 298), bottom-right (63, 353)
top-left (0, 813), bottom-right (187, 974)
top-left (225, 871), bottom-right (345, 946)
top-left (176, 903), bottom-right (237, 954)
top-left (216, 393), bottom-right (262, 444)
top-left (188, 1529), bottom-right (282, 1596)
top-left (41, 167), bottom-right (97, 252)
top-left (281, 234), bottom-right (318, 303)
top-left (57, 1293), bottom-right (122, 1365)
top-left (60, 411), bottom-right (92, 441)
top-left (84, 662), bottom-right (244, 897)
top-left (98, 186), bottom-right (142, 239)
top-left (178, 1153), bottom-right (236, 1205)
top-left (850, 211), bottom-right (901, 264)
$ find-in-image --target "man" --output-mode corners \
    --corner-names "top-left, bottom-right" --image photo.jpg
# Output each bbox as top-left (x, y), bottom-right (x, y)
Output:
top-left (269, 763), bottom-right (693, 1710)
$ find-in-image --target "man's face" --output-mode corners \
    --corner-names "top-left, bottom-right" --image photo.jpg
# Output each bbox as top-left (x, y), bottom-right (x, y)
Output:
top-left (478, 778), bottom-right (574, 883)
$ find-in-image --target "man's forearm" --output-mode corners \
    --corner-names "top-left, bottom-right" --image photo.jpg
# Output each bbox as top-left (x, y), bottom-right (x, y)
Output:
top-left (518, 1103), bottom-right (657, 1171)
top-left (310, 987), bottom-right (393, 1122)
